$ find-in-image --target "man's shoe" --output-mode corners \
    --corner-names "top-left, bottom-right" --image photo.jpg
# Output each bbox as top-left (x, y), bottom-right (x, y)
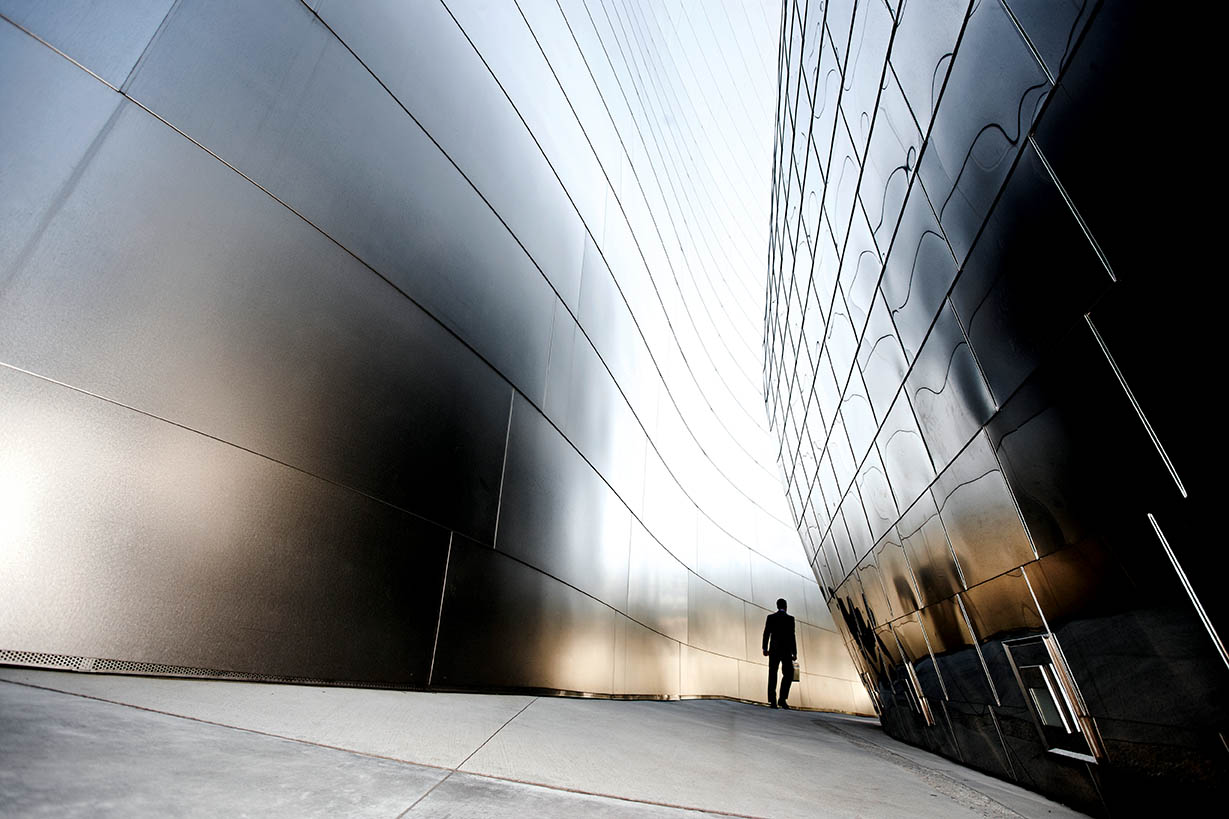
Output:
top-left (769, 702), bottom-right (778, 709)
top-left (780, 702), bottom-right (791, 710)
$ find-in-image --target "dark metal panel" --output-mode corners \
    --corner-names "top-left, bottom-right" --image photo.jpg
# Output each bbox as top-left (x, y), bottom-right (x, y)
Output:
top-left (906, 301), bottom-right (995, 472)
top-left (125, 0), bottom-right (555, 400)
top-left (960, 569), bottom-right (1045, 642)
top-left (626, 521), bottom-right (688, 644)
top-left (0, 0), bottom-right (174, 87)
top-left (495, 397), bottom-right (631, 612)
top-left (918, 0), bottom-right (1049, 264)
top-left (433, 535), bottom-right (616, 694)
top-left (0, 21), bottom-right (123, 276)
top-left (933, 432), bottom-right (1034, 588)
top-left (0, 367), bottom-right (449, 683)
top-left (0, 102), bottom-right (512, 544)
top-left (950, 142), bottom-right (1110, 406)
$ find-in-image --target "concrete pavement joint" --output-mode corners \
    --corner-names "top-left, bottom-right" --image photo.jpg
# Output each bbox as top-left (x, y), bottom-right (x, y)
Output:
top-left (1, 678), bottom-right (765, 817)
top-left (810, 717), bottom-right (1026, 818)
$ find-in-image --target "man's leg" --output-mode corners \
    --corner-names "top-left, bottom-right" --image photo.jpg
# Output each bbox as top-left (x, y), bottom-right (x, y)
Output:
top-left (767, 656), bottom-right (779, 706)
top-left (779, 657), bottom-right (793, 706)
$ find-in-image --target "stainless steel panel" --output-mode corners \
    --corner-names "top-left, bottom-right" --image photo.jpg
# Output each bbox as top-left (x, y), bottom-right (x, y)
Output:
top-left (641, 450), bottom-right (696, 570)
top-left (840, 488), bottom-right (875, 566)
top-left (0, 367), bottom-right (449, 683)
top-left (0, 21), bottom-right (122, 275)
top-left (840, 367), bottom-right (879, 462)
top-left (687, 574), bottom-right (748, 660)
top-left (1001, 0), bottom-right (1096, 82)
top-left (860, 69), bottom-right (921, 250)
top-left (906, 301), bottom-right (995, 471)
top-left (747, 554), bottom-right (807, 626)
top-left (433, 535), bottom-right (616, 694)
top-left (876, 392), bottom-right (936, 515)
top-left (879, 181), bottom-right (957, 362)
top-left (855, 552), bottom-right (893, 629)
top-left (933, 432), bottom-right (1034, 588)
top-left (917, 0), bottom-right (1049, 264)
top-left (898, 491), bottom-right (964, 606)
top-left (626, 521), bottom-right (688, 644)
top-left (0, 0), bottom-right (174, 88)
top-left (614, 615), bottom-right (680, 698)
top-left (855, 447), bottom-right (899, 544)
top-left (960, 569), bottom-right (1045, 641)
top-left (798, 622), bottom-right (853, 680)
top-left (950, 142), bottom-right (1110, 406)
top-left (0, 101), bottom-right (513, 544)
top-left (495, 397), bottom-right (631, 612)
top-left (680, 644), bottom-right (740, 699)
top-left (874, 529), bottom-right (920, 619)
top-left (696, 516), bottom-right (752, 602)
top-left (125, 0), bottom-right (555, 399)
top-left (857, 292), bottom-right (909, 423)
top-left (558, 330), bottom-right (645, 507)
top-left (889, 0), bottom-right (970, 131)
top-left (840, 0), bottom-right (894, 155)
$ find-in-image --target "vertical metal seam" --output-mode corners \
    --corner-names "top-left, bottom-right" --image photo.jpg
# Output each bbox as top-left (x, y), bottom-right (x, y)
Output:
top-left (1148, 513), bottom-right (1228, 669)
top-left (1085, 314), bottom-right (1187, 498)
top-left (427, 532), bottom-right (455, 688)
top-left (491, 391), bottom-right (517, 551)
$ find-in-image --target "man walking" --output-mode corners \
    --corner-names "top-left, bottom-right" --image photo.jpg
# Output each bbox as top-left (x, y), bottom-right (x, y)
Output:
top-left (763, 598), bottom-right (797, 709)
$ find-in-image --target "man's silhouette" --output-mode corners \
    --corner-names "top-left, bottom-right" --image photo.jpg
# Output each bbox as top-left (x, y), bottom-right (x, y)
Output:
top-left (762, 598), bottom-right (797, 709)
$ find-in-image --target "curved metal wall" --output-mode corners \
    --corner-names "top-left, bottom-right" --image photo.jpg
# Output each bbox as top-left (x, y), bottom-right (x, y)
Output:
top-left (765, 0), bottom-right (1224, 812)
top-left (0, 0), bottom-right (870, 712)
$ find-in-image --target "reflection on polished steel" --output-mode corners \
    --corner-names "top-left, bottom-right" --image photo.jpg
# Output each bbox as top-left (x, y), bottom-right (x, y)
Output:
top-left (765, 0), bottom-right (1225, 812)
top-left (0, 0), bottom-right (872, 716)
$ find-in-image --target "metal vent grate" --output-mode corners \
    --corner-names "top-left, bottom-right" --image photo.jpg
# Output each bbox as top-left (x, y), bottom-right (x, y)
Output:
top-left (1, 648), bottom-right (395, 689)
top-left (0, 649), bottom-right (87, 670)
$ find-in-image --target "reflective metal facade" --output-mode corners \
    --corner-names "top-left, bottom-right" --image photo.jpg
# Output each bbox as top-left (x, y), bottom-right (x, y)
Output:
top-left (765, 0), bottom-right (1224, 811)
top-left (0, 0), bottom-right (871, 712)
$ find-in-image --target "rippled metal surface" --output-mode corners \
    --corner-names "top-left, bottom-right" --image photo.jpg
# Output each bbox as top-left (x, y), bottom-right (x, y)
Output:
top-left (765, 0), bottom-right (1225, 811)
top-left (0, 0), bottom-right (870, 717)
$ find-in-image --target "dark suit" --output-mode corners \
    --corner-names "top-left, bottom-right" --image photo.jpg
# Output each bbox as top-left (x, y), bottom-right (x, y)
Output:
top-left (763, 610), bottom-right (797, 705)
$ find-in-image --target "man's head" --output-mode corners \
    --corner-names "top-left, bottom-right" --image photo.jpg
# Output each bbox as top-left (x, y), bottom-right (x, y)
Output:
top-left (777, 598), bottom-right (787, 611)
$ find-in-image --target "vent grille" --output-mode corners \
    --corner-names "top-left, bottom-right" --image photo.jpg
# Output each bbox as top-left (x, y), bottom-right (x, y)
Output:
top-left (0, 648), bottom-right (391, 689)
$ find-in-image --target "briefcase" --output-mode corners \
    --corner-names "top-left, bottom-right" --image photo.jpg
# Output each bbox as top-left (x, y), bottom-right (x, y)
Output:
top-left (792, 660), bottom-right (800, 682)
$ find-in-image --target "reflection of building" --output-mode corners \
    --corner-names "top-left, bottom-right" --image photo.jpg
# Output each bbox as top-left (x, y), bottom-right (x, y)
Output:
top-left (0, 1), bottom-right (872, 712)
top-left (766, 0), bottom-right (1224, 812)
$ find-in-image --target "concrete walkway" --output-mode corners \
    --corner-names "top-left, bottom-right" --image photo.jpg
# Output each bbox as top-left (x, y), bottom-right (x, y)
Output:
top-left (0, 668), bottom-right (1084, 818)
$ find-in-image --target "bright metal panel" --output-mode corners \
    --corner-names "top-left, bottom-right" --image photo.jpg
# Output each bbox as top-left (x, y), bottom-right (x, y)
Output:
top-left (0, 100), bottom-right (513, 544)
top-left (433, 536), bottom-right (617, 694)
top-left (0, 367), bottom-right (449, 683)
top-left (125, 0), bottom-right (556, 400)
top-left (0, 0), bottom-right (174, 88)
top-left (496, 397), bottom-right (631, 612)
